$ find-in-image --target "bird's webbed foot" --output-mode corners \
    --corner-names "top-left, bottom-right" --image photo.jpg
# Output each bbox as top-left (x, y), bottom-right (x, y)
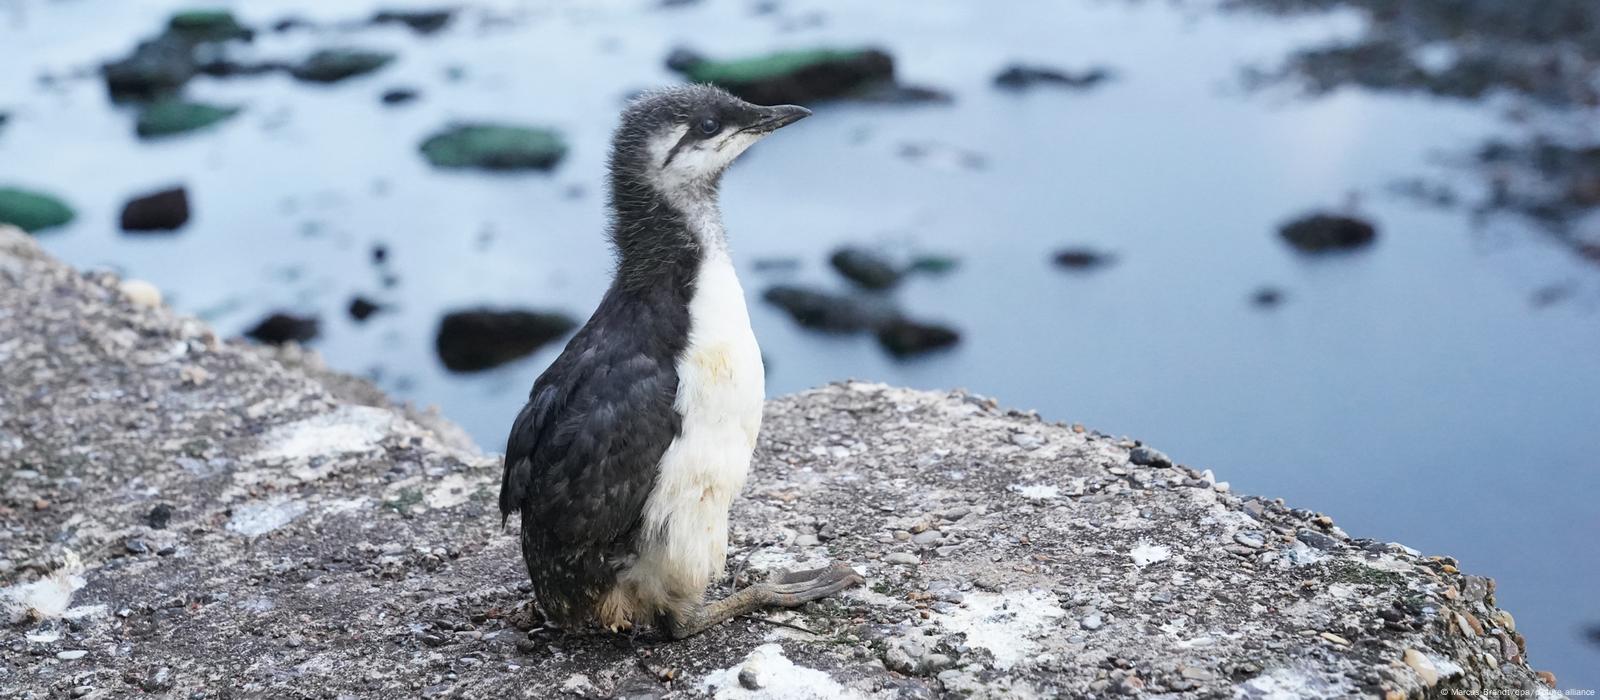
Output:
top-left (662, 561), bottom-right (864, 639)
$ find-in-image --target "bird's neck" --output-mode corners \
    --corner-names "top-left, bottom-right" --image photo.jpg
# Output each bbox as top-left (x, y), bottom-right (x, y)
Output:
top-left (608, 179), bottom-right (726, 292)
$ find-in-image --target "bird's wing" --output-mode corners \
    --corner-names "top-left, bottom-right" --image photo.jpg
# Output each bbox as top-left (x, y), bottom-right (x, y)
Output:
top-left (498, 341), bottom-right (679, 548)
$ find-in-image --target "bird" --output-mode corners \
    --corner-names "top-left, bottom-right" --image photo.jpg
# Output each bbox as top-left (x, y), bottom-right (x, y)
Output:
top-left (498, 84), bottom-right (864, 639)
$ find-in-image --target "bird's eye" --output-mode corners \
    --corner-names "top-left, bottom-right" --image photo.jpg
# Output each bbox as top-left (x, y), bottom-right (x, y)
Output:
top-left (696, 117), bottom-right (721, 136)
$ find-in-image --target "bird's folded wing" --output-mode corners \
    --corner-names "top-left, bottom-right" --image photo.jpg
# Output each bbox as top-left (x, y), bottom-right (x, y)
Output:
top-left (499, 350), bottom-right (679, 547)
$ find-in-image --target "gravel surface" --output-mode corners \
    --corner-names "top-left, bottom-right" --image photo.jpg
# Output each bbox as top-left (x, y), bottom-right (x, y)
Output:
top-left (0, 225), bottom-right (1566, 697)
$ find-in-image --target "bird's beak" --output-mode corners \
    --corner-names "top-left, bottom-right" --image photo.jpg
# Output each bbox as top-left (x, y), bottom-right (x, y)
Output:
top-left (742, 105), bottom-right (812, 135)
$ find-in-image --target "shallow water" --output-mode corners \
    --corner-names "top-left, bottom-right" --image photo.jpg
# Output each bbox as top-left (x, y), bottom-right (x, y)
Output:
top-left (4, 0), bottom-right (1598, 688)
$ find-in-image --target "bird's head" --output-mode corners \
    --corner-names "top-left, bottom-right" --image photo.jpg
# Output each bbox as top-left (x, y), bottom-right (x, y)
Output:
top-left (609, 84), bottom-right (811, 200)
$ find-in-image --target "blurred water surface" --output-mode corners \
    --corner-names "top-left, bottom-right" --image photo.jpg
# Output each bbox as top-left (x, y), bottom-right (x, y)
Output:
top-left (3, 0), bottom-right (1598, 688)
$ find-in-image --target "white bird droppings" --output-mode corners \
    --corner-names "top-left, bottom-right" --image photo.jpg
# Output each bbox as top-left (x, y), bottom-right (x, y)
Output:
top-left (1130, 542), bottom-right (1172, 567)
top-left (700, 643), bottom-right (860, 699)
top-left (227, 499), bottom-right (308, 537)
top-left (1010, 483), bottom-right (1060, 500)
top-left (424, 473), bottom-right (476, 509)
top-left (251, 406), bottom-right (396, 462)
top-left (933, 589), bottom-right (1065, 669)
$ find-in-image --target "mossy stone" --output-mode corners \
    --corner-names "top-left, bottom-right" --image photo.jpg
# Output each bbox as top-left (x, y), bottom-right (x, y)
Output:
top-left (290, 49), bottom-right (395, 83)
top-left (135, 99), bottom-right (240, 139)
top-left (167, 10), bottom-right (251, 42)
top-left (685, 48), bottom-right (871, 83)
top-left (677, 47), bottom-right (895, 103)
top-left (419, 124), bottom-right (568, 171)
top-left (0, 187), bottom-right (76, 233)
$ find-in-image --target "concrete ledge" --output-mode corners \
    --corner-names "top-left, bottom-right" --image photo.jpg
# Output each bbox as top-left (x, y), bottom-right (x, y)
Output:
top-left (0, 225), bottom-right (1562, 698)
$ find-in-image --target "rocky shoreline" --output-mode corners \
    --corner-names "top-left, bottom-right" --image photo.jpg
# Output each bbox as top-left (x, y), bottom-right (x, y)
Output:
top-left (0, 224), bottom-right (1566, 697)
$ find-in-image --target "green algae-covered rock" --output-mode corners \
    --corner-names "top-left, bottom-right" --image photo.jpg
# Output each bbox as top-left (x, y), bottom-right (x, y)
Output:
top-left (290, 49), bottom-right (395, 83)
top-left (370, 8), bottom-right (455, 35)
top-left (419, 123), bottom-right (568, 171)
top-left (0, 187), bottom-right (75, 233)
top-left (167, 9), bottom-right (251, 42)
top-left (675, 47), bottom-right (895, 104)
top-left (135, 99), bottom-right (241, 139)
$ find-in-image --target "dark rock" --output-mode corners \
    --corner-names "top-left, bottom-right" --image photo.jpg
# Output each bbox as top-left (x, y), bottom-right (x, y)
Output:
top-left (349, 296), bottom-right (383, 322)
top-left (738, 667), bottom-right (761, 690)
top-left (146, 504), bottom-right (174, 529)
top-left (196, 59), bottom-right (287, 79)
top-left (1052, 247), bottom-right (1115, 270)
top-left (245, 313), bottom-right (320, 345)
top-left (671, 47), bottom-right (899, 104)
top-left (751, 256), bottom-right (800, 272)
top-left (380, 87), bottom-right (420, 106)
top-left (907, 254), bottom-right (958, 275)
top-left (761, 285), bottom-right (892, 332)
top-left (995, 64), bottom-right (1112, 90)
top-left (1296, 529), bottom-right (1341, 552)
top-left (166, 10), bottom-right (252, 42)
top-left (1278, 213), bottom-right (1377, 252)
top-left (419, 124), bottom-right (568, 171)
top-left (1530, 283), bottom-right (1573, 309)
top-left (853, 83), bottom-right (954, 104)
top-left (434, 309), bottom-right (578, 372)
top-left (664, 47), bottom-right (706, 73)
top-left (371, 9), bottom-right (455, 35)
top-left (0, 187), bottom-right (75, 233)
top-left (371, 244), bottom-right (389, 264)
top-left (829, 246), bottom-right (902, 290)
top-left (1250, 287), bottom-right (1285, 308)
top-left (876, 318), bottom-right (960, 358)
top-left (289, 49), bottom-right (395, 84)
top-left (1128, 446), bottom-right (1172, 468)
top-left (271, 16), bottom-right (313, 33)
top-left (102, 34), bottom-right (199, 101)
top-left (135, 100), bottom-right (240, 139)
top-left (120, 186), bottom-right (190, 232)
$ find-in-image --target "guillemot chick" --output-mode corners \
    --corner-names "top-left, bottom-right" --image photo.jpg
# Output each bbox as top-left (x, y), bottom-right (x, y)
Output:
top-left (498, 84), bottom-right (863, 638)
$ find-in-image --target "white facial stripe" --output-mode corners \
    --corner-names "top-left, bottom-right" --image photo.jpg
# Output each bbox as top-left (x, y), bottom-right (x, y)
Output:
top-left (645, 125), bottom-right (769, 196)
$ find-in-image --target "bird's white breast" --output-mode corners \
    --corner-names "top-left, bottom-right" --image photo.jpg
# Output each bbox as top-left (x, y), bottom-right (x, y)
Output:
top-left (622, 244), bottom-right (764, 609)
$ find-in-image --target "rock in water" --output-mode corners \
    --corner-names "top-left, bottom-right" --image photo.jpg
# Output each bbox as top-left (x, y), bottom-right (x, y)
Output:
top-left (761, 285), bottom-right (892, 332)
top-left (1279, 213), bottom-right (1377, 252)
top-left (435, 309), bottom-right (578, 372)
top-left (370, 9), bottom-right (454, 35)
top-left (166, 10), bottom-right (252, 42)
top-left (1251, 286), bottom-right (1285, 308)
top-left (290, 49), bottom-right (395, 83)
top-left (907, 254), bottom-right (959, 275)
top-left (673, 47), bottom-right (897, 104)
top-left (135, 100), bottom-right (240, 139)
top-left (876, 318), bottom-right (960, 358)
top-left (348, 296), bottom-right (383, 322)
top-left (380, 87), bottom-right (419, 106)
top-left (828, 246), bottom-right (902, 290)
top-left (103, 34), bottom-right (199, 101)
top-left (0, 187), bottom-right (75, 233)
top-left (419, 124), bottom-right (568, 171)
top-left (120, 187), bottom-right (190, 232)
top-left (245, 313), bottom-right (320, 345)
top-left (1052, 247), bottom-right (1115, 270)
top-left (994, 64), bottom-right (1112, 90)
